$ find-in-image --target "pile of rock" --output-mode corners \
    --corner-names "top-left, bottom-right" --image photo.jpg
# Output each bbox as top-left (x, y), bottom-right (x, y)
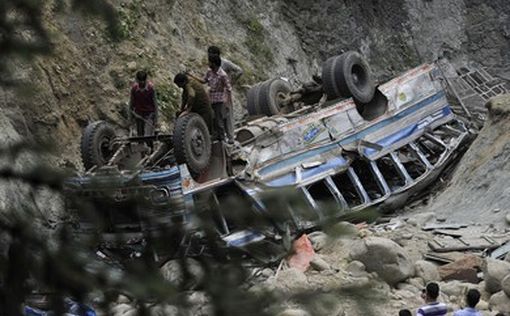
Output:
top-left (104, 214), bottom-right (510, 316)
top-left (254, 216), bottom-right (510, 316)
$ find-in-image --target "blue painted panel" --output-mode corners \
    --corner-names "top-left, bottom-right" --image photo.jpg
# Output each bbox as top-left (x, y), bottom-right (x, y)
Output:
top-left (259, 91), bottom-right (447, 176)
top-left (363, 106), bottom-right (452, 157)
top-left (266, 156), bottom-right (348, 187)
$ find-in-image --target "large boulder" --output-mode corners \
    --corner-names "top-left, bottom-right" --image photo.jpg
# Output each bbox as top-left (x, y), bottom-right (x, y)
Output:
top-left (505, 251), bottom-right (510, 263)
top-left (160, 258), bottom-right (205, 289)
top-left (502, 274), bottom-right (510, 298)
top-left (349, 237), bottom-right (414, 286)
top-left (407, 212), bottom-right (435, 227)
top-left (310, 255), bottom-right (330, 272)
top-left (277, 309), bottom-right (311, 316)
top-left (111, 303), bottom-right (136, 316)
top-left (346, 260), bottom-right (367, 277)
top-left (308, 231), bottom-right (328, 252)
top-left (489, 291), bottom-right (510, 313)
top-left (438, 254), bottom-right (483, 283)
top-left (483, 258), bottom-right (510, 294)
top-left (439, 280), bottom-right (470, 298)
top-left (415, 260), bottom-right (440, 283)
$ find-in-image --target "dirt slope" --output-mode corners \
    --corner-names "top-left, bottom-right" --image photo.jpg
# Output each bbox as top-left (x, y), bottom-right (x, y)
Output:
top-left (1, 0), bottom-right (509, 170)
top-left (422, 94), bottom-right (510, 226)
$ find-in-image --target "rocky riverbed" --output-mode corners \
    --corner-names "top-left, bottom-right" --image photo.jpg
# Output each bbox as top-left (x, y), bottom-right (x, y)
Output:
top-left (102, 214), bottom-right (510, 316)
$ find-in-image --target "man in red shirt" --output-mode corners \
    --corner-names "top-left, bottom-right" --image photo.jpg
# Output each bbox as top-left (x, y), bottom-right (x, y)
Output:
top-left (203, 55), bottom-right (232, 142)
top-left (129, 70), bottom-right (158, 137)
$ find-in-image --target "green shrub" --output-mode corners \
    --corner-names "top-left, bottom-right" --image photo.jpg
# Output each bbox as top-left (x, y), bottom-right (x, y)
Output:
top-left (157, 82), bottom-right (180, 121)
top-left (244, 16), bottom-right (274, 67)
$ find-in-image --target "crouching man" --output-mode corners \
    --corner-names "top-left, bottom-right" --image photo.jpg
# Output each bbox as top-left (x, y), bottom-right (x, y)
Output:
top-left (173, 72), bottom-right (213, 133)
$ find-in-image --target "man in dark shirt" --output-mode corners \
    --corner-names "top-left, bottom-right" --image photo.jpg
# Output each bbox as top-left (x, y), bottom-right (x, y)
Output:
top-left (129, 70), bottom-right (158, 136)
top-left (173, 73), bottom-right (213, 132)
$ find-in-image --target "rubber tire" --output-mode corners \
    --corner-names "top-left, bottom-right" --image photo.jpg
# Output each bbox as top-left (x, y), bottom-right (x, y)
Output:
top-left (246, 82), bottom-right (263, 116)
top-left (173, 113), bottom-right (212, 175)
top-left (321, 51), bottom-right (375, 103)
top-left (259, 79), bottom-right (292, 116)
top-left (80, 121), bottom-right (117, 170)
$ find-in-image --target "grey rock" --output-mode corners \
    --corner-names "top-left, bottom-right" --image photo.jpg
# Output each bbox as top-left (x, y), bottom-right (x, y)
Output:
top-left (415, 260), bottom-right (440, 283)
top-left (261, 268), bottom-right (274, 278)
top-left (310, 256), bottom-right (330, 271)
top-left (328, 221), bottom-right (358, 238)
top-left (346, 260), bottom-right (366, 277)
top-left (436, 215), bottom-right (447, 222)
top-left (126, 61), bottom-right (137, 71)
top-left (477, 299), bottom-right (489, 310)
top-left (407, 212), bottom-right (436, 227)
top-left (506, 213), bottom-right (510, 225)
top-left (489, 291), bottom-right (510, 313)
top-left (160, 258), bottom-right (204, 289)
top-left (124, 310), bottom-right (138, 316)
top-left (408, 277), bottom-right (426, 289)
top-left (268, 268), bottom-right (308, 291)
top-left (306, 293), bottom-right (345, 316)
top-left (438, 280), bottom-right (470, 297)
top-left (116, 294), bottom-right (131, 304)
top-left (396, 282), bottom-right (420, 294)
top-left (502, 274), bottom-right (510, 298)
top-left (349, 237), bottom-right (414, 286)
top-left (149, 304), bottom-right (179, 316)
top-left (308, 231), bottom-right (328, 251)
top-left (111, 303), bottom-right (135, 316)
top-left (277, 308), bottom-right (311, 316)
top-left (505, 252), bottom-right (510, 263)
top-left (187, 291), bottom-right (208, 306)
top-left (483, 258), bottom-right (510, 294)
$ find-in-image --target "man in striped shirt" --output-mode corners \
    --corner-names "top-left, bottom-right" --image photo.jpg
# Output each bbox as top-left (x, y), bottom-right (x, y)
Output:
top-left (417, 282), bottom-right (448, 316)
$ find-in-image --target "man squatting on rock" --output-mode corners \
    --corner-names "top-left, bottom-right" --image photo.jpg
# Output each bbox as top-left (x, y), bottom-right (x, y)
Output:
top-left (129, 70), bottom-right (158, 137)
top-left (173, 72), bottom-right (213, 132)
top-left (417, 282), bottom-right (447, 316)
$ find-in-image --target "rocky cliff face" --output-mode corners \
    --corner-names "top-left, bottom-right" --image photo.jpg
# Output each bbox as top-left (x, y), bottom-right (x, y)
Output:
top-left (1, 0), bottom-right (509, 169)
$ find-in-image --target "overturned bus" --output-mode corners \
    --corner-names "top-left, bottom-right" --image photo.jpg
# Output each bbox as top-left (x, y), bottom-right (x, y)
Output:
top-left (65, 51), bottom-right (472, 262)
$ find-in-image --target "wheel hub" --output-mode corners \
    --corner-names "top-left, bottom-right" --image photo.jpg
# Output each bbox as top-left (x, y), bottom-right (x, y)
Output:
top-left (99, 137), bottom-right (112, 160)
top-left (352, 72), bottom-right (359, 85)
top-left (190, 129), bottom-right (204, 156)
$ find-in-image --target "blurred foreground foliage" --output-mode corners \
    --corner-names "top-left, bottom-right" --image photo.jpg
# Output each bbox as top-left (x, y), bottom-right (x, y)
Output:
top-left (0, 1), bottom-right (380, 315)
top-left (0, 143), bottom-right (282, 315)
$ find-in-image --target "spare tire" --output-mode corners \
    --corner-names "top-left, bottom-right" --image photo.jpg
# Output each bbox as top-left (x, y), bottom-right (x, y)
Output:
top-left (321, 51), bottom-right (375, 103)
top-left (80, 121), bottom-right (117, 170)
top-left (173, 113), bottom-right (211, 175)
top-left (246, 78), bottom-right (292, 116)
top-left (246, 82), bottom-right (263, 116)
top-left (260, 78), bottom-right (292, 115)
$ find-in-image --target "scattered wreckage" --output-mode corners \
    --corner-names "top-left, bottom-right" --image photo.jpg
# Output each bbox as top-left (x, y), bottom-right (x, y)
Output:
top-left (65, 51), bottom-right (477, 263)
